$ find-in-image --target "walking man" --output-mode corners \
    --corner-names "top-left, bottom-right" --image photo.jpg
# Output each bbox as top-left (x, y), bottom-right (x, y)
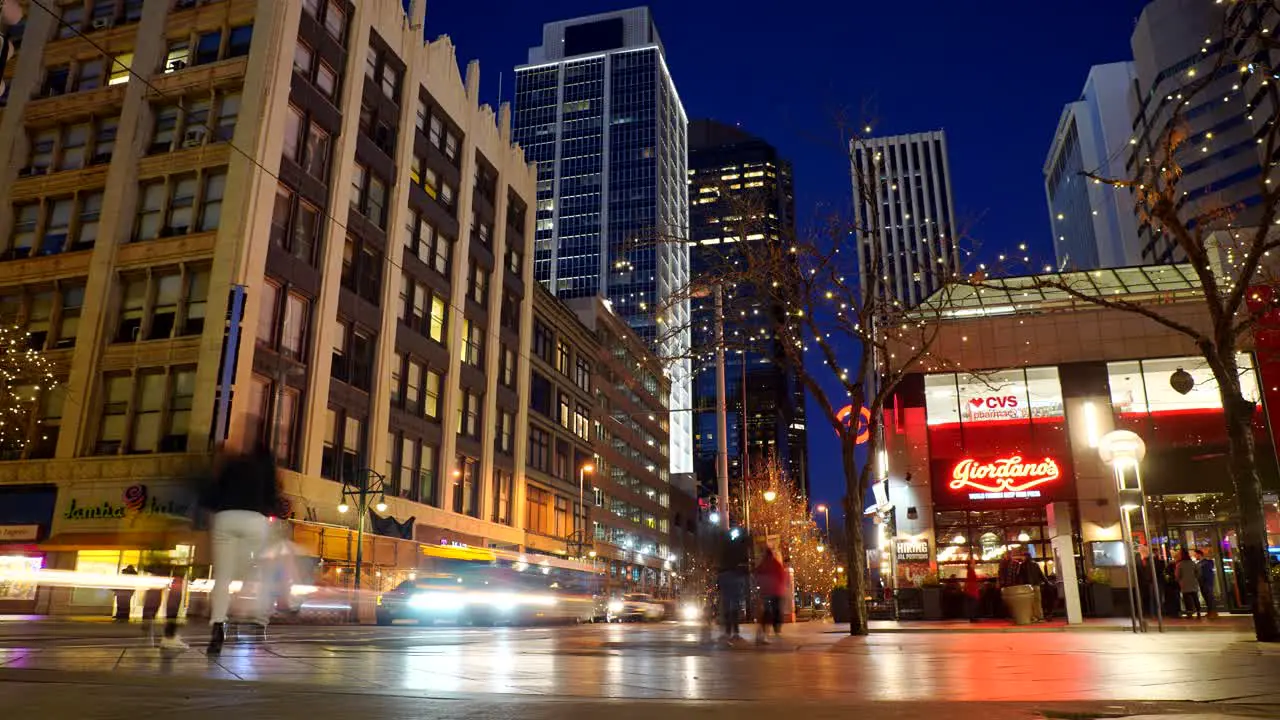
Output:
top-left (1194, 548), bottom-right (1217, 619)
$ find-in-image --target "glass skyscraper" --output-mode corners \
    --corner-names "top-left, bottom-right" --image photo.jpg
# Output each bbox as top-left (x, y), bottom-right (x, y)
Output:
top-left (688, 120), bottom-right (809, 501)
top-left (514, 8), bottom-right (691, 476)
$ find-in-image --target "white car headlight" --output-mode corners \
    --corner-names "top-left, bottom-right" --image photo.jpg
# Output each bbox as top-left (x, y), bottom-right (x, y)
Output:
top-left (607, 600), bottom-right (624, 614)
top-left (409, 592), bottom-right (463, 611)
top-left (679, 603), bottom-right (701, 621)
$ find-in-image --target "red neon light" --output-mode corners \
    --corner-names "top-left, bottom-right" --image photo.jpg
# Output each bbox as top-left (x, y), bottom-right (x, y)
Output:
top-left (949, 455), bottom-right (1061, 494)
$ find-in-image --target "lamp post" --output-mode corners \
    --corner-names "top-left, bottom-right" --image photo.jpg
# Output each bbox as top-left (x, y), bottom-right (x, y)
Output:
top-left (337, 469), bottom-right (387, 621)
top-left (816, 504), bottom-right (830, 538)
top-left (763, 489), bottom-right (777, 504)
top-left (1099, 429), bottom-right (1162, 633)
top-left (576, 462), bottom-right (594, 558)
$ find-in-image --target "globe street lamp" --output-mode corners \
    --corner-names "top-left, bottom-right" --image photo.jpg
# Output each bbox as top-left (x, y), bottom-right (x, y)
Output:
top-left (763, 489), bottom-right (778, 503)
top-left (1098, 429), bottom-right (1162, 633)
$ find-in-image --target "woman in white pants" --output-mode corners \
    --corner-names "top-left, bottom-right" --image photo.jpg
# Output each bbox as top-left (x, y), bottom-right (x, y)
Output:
top-left (202, 442), bottom-right (283, 654)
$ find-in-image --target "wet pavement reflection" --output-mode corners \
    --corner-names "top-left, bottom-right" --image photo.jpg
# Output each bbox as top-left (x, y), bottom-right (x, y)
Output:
top-left (0, 621), bottom-right (1275, 705)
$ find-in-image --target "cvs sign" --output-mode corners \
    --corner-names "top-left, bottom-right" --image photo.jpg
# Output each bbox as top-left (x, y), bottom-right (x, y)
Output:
top-left (965, 395), bottom-right (1024, 422)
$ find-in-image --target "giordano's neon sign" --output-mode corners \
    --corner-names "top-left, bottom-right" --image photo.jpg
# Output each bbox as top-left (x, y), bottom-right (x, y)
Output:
top-left (949, 455), bottom-right (1062, 499)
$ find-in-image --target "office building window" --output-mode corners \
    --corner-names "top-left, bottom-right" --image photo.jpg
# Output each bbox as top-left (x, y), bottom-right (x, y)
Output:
top-left (6, 189), bottom-right (104, 259)
top-left (270, 184), bottom-right (321, 265)
top-left (495, 410), bottom-right (513, 454)
top-left (350, 163), bottom-right (388, 229)
top-left (492, 469), bottom-right (512, 526)
top-left (113, 268), bottom-right (209, 343)
top-left (405, 212), bottom-right (451, 277)
top-left (133, 168), bottom-right (227, 241)
top-left (458, 388), bottom-right (481, 439)
top-left (461, 318), bottom-right (484, 366)
top-left (556, 340), bottom-right (570, 375)
top-left (468, 261), bottom-right (488, 306)
top-left (528, 425), bottom-right (549, 473)
top-left (93, 365), bottom-right (196, 455)
top-left (454, 455), bottom-right (478, 517)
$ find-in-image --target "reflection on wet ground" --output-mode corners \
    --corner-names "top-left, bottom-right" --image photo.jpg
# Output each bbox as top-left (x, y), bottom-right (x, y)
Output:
top-left (0, 620), bottom-right (1276, 705)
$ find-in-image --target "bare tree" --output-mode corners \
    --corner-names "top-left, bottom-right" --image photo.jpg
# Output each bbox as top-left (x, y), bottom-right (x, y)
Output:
top-left (968, 1), bottom-right (1280, 641)
top-left (660, 123), bottom-right (966, 635)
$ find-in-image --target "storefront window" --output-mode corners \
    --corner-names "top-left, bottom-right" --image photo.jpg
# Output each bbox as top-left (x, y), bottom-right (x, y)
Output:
top-left (0, 556), bottom-right (42, 601)
top-left (72, 550), bottom-right (141, 607)
top-left (933, 508), bottom-right (1053, 579)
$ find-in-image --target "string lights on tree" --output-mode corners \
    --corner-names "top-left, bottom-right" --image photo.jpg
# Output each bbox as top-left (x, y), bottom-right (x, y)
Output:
top-left (0, 325), bottom-right (58, 457)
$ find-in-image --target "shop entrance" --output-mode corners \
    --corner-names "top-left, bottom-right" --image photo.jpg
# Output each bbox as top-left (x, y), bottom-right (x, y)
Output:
top-left (1160, 524), bottom-right (1244, 613)
top-left (1149, 493), bottom-right (1247, 613)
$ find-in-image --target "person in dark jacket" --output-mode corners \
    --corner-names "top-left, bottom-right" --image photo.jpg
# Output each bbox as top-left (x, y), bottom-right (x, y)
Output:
top-left (114, 565), bottom-right (137, 621)
top-left (716, 528), bottom-right (750, 642)
top-left (1194, 549), bottom-right (1217, 618)
top-left (200, 442), bottom-right (283, 654)
top-left (1017, 553), bottom-right (1047, 622)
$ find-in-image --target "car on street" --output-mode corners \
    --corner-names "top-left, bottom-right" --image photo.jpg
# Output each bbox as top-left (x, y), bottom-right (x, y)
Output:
top-left (611, 593), bottom-right (665, 622)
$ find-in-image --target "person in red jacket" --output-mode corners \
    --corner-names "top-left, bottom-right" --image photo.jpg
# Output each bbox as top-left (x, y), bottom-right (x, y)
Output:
top-left (755, 547), bottom-right (788, 643)
top-left (964, 557), bottom-right (982, 623)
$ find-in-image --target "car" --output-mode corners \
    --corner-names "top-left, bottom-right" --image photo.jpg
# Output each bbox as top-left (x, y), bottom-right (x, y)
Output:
top-left (375, 576), bottom-right (467, 626)
top-left (613, 593), bottom-right (665, 622)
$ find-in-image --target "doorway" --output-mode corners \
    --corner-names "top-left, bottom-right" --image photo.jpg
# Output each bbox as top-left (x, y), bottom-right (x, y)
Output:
top-left (1162, 524), bottom-right (1244, 613)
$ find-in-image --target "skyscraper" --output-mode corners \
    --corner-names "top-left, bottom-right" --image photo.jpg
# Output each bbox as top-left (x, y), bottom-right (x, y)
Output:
top-left (850, 130), bottom-right (959, 307)
top-left (687, 119), bottom-right (808, 499)
top-left (1044, 62), bottom-right (1142, 270)
top-left (513, 7), bottom-right (692, 476)
top-left (1127, 0), bottom-right (1263, 263)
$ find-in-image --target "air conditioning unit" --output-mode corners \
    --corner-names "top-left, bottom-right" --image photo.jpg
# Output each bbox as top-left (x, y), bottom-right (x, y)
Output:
top-left (182, 126), bottom-right (207, 147)
top-left (167, 59), bottom-right (186, 73)
top-left (91, 17), bottom-right (114, 30)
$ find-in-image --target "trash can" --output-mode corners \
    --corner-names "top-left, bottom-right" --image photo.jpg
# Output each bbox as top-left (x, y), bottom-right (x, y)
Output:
top-left (1001, 585), bottom-right (1036, 625)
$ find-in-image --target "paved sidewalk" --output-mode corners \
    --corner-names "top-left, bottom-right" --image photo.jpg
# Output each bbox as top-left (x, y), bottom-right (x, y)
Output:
top-left (0, 671), bottom-right (1274, 720)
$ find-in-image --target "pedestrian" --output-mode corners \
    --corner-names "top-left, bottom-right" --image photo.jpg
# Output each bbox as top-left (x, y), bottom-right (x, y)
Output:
top-left (754, 547), bottom-right (787, 643)
top-left (1176, 549), bottom-right (1202, 618)
top-left (1017, 552), bottom-right (1047, 622)
top-left (1194, 549), bottom-right (1217, 618)
top-left (716, 528), bottom-right (750, 643)
top-left (114, 565), bottom-right (137, 621)
top-left (200, 441), bottom-right (284, 654)
top-left (964, 557), bottom-right (981, 623)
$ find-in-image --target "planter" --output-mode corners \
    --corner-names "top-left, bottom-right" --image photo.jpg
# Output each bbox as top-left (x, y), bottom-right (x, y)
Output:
top-left (831, 587), bottom-right (850, 623)
top-left (922, 586), bottom-right (943, 620)
top-left (1087, 582), bottom-right (1114, 617)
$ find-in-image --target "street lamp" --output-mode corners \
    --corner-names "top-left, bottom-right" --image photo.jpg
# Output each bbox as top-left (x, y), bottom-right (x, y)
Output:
top-left (816, 504), bottom-right (830, 537)
top-left (816, 544), bottom-right (825, 553)
top-left (574, 462), bottom-right (595, 558)
top-left (1099, 429), bottom-right (1162, 633)
top-left (763, 489), bottom-right (778, 503)
top-left (337, 469), bottom-right (388, 620)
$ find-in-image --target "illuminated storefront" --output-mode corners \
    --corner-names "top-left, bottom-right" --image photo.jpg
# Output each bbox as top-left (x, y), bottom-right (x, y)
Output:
top-left (888, 352), bottom-right (1278, 614)
top-left (878, 264), bottom-right (1280, 616)
top-left (923, 366), bottom-right (1073, 580)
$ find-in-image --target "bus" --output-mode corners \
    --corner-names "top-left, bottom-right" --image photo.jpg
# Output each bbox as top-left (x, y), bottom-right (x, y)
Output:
top-left (374, 545), bottom-right (604, 626)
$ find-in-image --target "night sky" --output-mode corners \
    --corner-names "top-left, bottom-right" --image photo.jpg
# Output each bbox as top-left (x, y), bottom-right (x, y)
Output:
top-left (427, 1), bottom-right (1149, 510)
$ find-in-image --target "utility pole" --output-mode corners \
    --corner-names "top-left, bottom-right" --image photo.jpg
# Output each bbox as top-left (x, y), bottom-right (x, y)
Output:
top-left (714, 286), bottom-right (730, 530)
